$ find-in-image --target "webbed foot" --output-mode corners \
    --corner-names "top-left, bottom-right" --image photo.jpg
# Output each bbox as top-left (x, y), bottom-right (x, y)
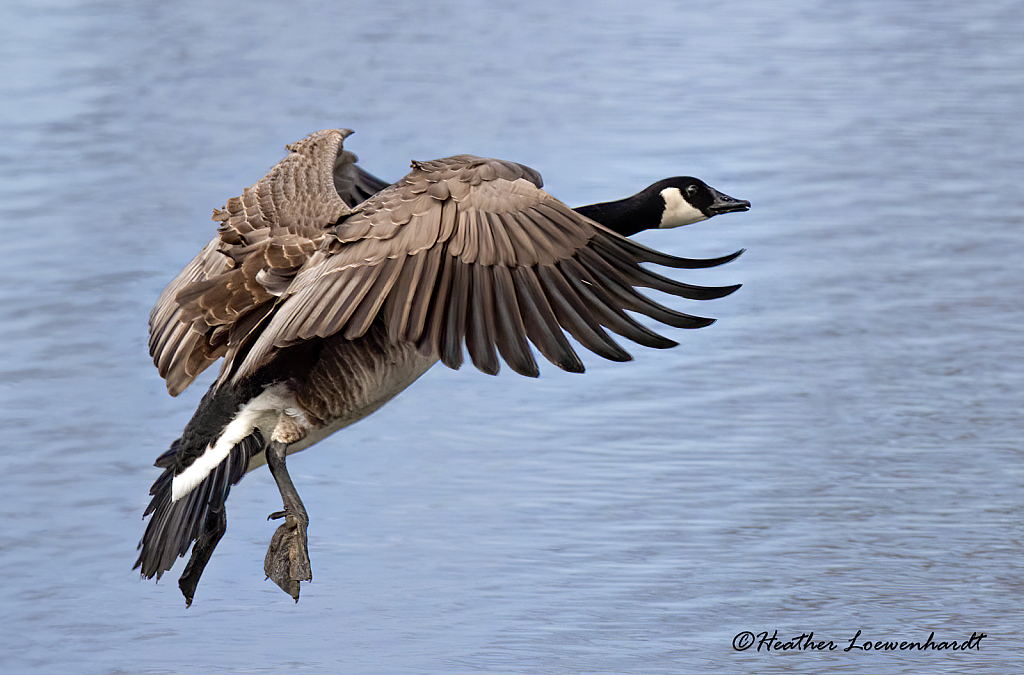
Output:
top-left (263, 440), bottom-right (312, 601)
top-left (264, 508), bottom-right (312, 601)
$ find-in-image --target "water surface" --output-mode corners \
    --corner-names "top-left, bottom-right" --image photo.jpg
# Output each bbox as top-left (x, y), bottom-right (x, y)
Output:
top-left (1, 0), bottom-right (1022, 673)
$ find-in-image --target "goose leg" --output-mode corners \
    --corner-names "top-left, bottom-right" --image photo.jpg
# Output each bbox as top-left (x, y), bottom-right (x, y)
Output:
top-left (263, 440), bottom-right (312, 601)
top-left (178, 506), bottom-right (227, 607)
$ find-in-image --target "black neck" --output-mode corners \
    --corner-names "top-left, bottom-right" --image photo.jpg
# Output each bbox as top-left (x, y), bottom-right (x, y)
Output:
top-left (573, 192), bottom-right (659, 237)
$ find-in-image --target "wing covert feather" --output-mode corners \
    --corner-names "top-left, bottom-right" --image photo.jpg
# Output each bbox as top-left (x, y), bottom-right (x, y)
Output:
top-left (149, 129), bottom-right (363, 393)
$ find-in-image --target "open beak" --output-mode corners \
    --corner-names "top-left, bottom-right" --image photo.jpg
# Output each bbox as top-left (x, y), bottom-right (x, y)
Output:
top-left (707, 189), bottom-right (751, 215)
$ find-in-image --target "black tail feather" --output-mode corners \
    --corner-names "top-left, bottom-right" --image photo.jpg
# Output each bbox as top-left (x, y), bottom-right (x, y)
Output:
top-left (134, 431), bottom-right (264, 585)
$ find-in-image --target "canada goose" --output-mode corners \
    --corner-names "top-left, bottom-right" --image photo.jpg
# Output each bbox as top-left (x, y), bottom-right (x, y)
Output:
top-left (135, 128), bottom-right (749, 605)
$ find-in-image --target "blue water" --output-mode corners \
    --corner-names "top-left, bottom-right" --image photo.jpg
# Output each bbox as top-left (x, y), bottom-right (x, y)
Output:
top-left (1, 0), bottom-right (1022, 673)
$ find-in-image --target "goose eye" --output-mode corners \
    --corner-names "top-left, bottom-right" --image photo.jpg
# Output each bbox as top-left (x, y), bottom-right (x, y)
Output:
top-left (684, 184), bottom-right (700, 200)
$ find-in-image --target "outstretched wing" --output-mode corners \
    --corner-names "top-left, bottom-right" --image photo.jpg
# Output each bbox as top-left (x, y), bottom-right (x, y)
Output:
top-left (149, 129), bottom-right (392, 395)
top-left (229, 154), bottom-right (740, 381)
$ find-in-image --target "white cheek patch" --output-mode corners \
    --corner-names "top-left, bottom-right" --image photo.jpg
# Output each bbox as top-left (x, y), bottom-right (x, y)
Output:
top-left (170, 384), bottom-right (296, 502)
top-left (659, 187), bottom-right (708, 228)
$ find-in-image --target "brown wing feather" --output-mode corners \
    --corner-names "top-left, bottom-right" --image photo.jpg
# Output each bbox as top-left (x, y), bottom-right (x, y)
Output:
top-left (489, 264), bottom-right (539, 376)
top-left (152, 138), bottom-right (738, 392)
top-left (226, 152), bottom-right (737, 383)
top-left (149, 239), bottom-right (233, 395)
top-left (149, 130), bottom-right (360, 394)
top-left (465, 264), bottom-right (499, 374)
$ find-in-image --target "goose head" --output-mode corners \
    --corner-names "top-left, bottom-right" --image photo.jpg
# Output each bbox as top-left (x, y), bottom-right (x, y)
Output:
top-left (651, 177), bottom-right (751, 229)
